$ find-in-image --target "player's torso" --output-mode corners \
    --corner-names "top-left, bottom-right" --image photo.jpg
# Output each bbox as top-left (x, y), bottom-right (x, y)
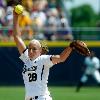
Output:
top-left (85, 57), bottom-right (99, 74)
top-left (22, 58), bottom-right (50, 96)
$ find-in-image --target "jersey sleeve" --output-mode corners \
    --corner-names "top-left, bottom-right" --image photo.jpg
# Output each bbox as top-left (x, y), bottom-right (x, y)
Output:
top-left (19, 49), bottom-right (29, 63)
top-left (40, 55), bottom-right (54, 68)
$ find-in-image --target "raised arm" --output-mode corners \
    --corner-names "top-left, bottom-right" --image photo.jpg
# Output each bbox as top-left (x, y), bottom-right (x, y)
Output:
top-left (51, 46), bottom-right (73, 64)
top-left (13, 10), bottom-right (26, 55)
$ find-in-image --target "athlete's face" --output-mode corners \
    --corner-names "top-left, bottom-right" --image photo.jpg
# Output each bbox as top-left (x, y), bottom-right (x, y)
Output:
top-left (28, 40), bottom-right (42, 59)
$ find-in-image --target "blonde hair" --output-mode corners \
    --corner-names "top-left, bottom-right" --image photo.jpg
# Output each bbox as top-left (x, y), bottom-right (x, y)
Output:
top-left (39, 40), bottom-right (49, 55)
top-left (30, 39), bottom-right (49, 55)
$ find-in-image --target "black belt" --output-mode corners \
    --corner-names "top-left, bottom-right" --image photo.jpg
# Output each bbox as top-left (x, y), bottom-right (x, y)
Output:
top-left (30, 96), bottom-right (38, 100)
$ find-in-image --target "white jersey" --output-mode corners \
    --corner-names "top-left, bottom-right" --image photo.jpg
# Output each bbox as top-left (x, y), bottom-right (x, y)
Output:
top-left (19, 49), bottom-right (54, 97)
top-left (84, 56), bottom-right (100, 74)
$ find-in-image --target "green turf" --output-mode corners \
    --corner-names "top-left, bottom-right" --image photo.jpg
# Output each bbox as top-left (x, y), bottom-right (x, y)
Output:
top-left (0, 86), bottom-right (100, 100)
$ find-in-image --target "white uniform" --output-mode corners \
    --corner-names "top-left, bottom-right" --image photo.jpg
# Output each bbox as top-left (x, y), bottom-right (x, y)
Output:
top-left (81, 56), bottom-right (100, 84)
top-left (19, 49), bottom-right (54, 100)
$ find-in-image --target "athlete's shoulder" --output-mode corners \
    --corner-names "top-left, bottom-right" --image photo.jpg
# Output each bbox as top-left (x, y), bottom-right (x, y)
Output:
top-left (39, 55), bottom-right (54, 67)
top-left (40, 55), bottom-right (52, 59)
top-left (35, 55), bottom-right (50, 62)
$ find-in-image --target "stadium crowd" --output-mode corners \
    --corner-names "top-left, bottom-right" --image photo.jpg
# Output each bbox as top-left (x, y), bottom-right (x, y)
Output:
top-left (0, 0), bottom-right (73, 41)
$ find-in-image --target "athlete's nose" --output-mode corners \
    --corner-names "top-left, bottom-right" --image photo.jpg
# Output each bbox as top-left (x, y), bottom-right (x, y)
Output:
top-left (30, 49), bottom-right (33, 53)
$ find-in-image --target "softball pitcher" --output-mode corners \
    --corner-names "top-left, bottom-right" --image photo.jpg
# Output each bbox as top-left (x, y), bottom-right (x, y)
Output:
top-left (13, 9), bottom-right (74, 100)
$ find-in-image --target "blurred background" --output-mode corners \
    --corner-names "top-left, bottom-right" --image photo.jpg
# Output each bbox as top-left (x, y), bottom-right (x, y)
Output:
top-left (0, 0), bottom-right (99, 41)
top-left (0, 0), bottom-right (100, 100)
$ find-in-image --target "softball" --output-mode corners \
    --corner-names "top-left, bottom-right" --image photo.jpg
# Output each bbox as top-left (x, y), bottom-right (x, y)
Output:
top-left (15, 4), bottom-right (24, 14)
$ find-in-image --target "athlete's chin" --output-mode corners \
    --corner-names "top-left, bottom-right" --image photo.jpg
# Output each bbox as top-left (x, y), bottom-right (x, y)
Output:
top-left (28, 53), bottom-right (40, 59)
top-left (29, 56), bottom-right (34, 59)
top-left (29, 55), bottom-right (37, 60)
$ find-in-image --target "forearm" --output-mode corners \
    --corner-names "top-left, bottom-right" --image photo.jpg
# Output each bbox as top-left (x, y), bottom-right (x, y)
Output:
top-left (51, 46), bottom-right (73, 64)
top-left (13, 13), bottom-right (21, 36)
top-left (13, 11), bottom-right (26, 54)
top-left (59, 46), bottom-right (73, 62)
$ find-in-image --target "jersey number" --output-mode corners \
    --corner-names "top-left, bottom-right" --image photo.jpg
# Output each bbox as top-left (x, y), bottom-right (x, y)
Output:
top-left (28, 73), bottom-right (37, 82)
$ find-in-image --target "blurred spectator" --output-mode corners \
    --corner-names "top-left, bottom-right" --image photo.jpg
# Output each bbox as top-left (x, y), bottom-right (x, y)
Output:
top-left (30, 0), bottom-right (47, 40)
top-left (32, 0), bottom-right (47, 11)
top-left (0, 6), bottom-right (7, 41)
top-left (45, 7), bottom-right (73, 41)
top-left (5, 6), bottom-right (13, 41)
top-left (48, 0), bottom-right (57, 8)
top-left (5, 6), bottom-right (13, 26)
top-left (21, 0), bottom-right (33, 12)
top-left (0, 6), bottom-right (6, 26)
top-left (0, 0), bottom-right (6, 7)
top-left (31, 10), bottom-right (47, 28)
top-left (18, 10), bottom-right (33, 40)
top-left (31, 0), bottom-right (47, 27)
top-left (45, 8), bottom-right (59, 40)
top-left (57, 11), bottom-right (73, 41)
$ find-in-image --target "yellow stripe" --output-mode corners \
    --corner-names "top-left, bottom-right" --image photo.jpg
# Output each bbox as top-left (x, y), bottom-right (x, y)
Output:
top-left (85, 41), bottom-right (100, 47)
top-left (0, 41), bottom-right (100, 47)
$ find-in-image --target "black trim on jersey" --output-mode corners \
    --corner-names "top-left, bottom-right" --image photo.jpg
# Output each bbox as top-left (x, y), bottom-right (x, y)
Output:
top-left (50, 56), bottom-right (52, 61)
top-left (22, 48), bottom-right (27, 53)
top-left (41, 65), bottom-right (44, 80)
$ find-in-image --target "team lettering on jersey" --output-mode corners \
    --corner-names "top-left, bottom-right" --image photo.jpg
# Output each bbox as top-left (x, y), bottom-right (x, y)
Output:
top-left (23, 65), bottom-right (37, 74)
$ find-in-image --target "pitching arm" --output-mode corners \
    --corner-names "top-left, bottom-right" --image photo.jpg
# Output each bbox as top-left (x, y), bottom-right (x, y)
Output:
top-left (13, 10), bottom-right (26, 55)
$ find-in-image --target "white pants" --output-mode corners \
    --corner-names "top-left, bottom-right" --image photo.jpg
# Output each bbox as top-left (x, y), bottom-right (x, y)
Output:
top-left (81, 70), bottom-right (100, 83)
top-left (25, 95), bottom-right (52, 100)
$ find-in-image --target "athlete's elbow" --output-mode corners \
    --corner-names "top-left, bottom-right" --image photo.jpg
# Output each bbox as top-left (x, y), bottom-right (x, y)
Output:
top-left (59, 55), bottom-right (68, 62)
top-left (60, 58), bottom-right (66, 63)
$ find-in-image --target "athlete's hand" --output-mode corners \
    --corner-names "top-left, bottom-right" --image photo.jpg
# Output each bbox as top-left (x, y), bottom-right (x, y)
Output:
top-left (70, 40), bottom-right (90, 56)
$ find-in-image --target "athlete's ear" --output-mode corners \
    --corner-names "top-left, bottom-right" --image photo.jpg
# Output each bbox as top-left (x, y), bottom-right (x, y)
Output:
top-left (40, 47), bottom-right (42, 54)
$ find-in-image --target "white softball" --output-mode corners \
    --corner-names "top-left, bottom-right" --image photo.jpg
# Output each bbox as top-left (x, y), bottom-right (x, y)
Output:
top-left (15, 4), bottom-right (24, 14)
